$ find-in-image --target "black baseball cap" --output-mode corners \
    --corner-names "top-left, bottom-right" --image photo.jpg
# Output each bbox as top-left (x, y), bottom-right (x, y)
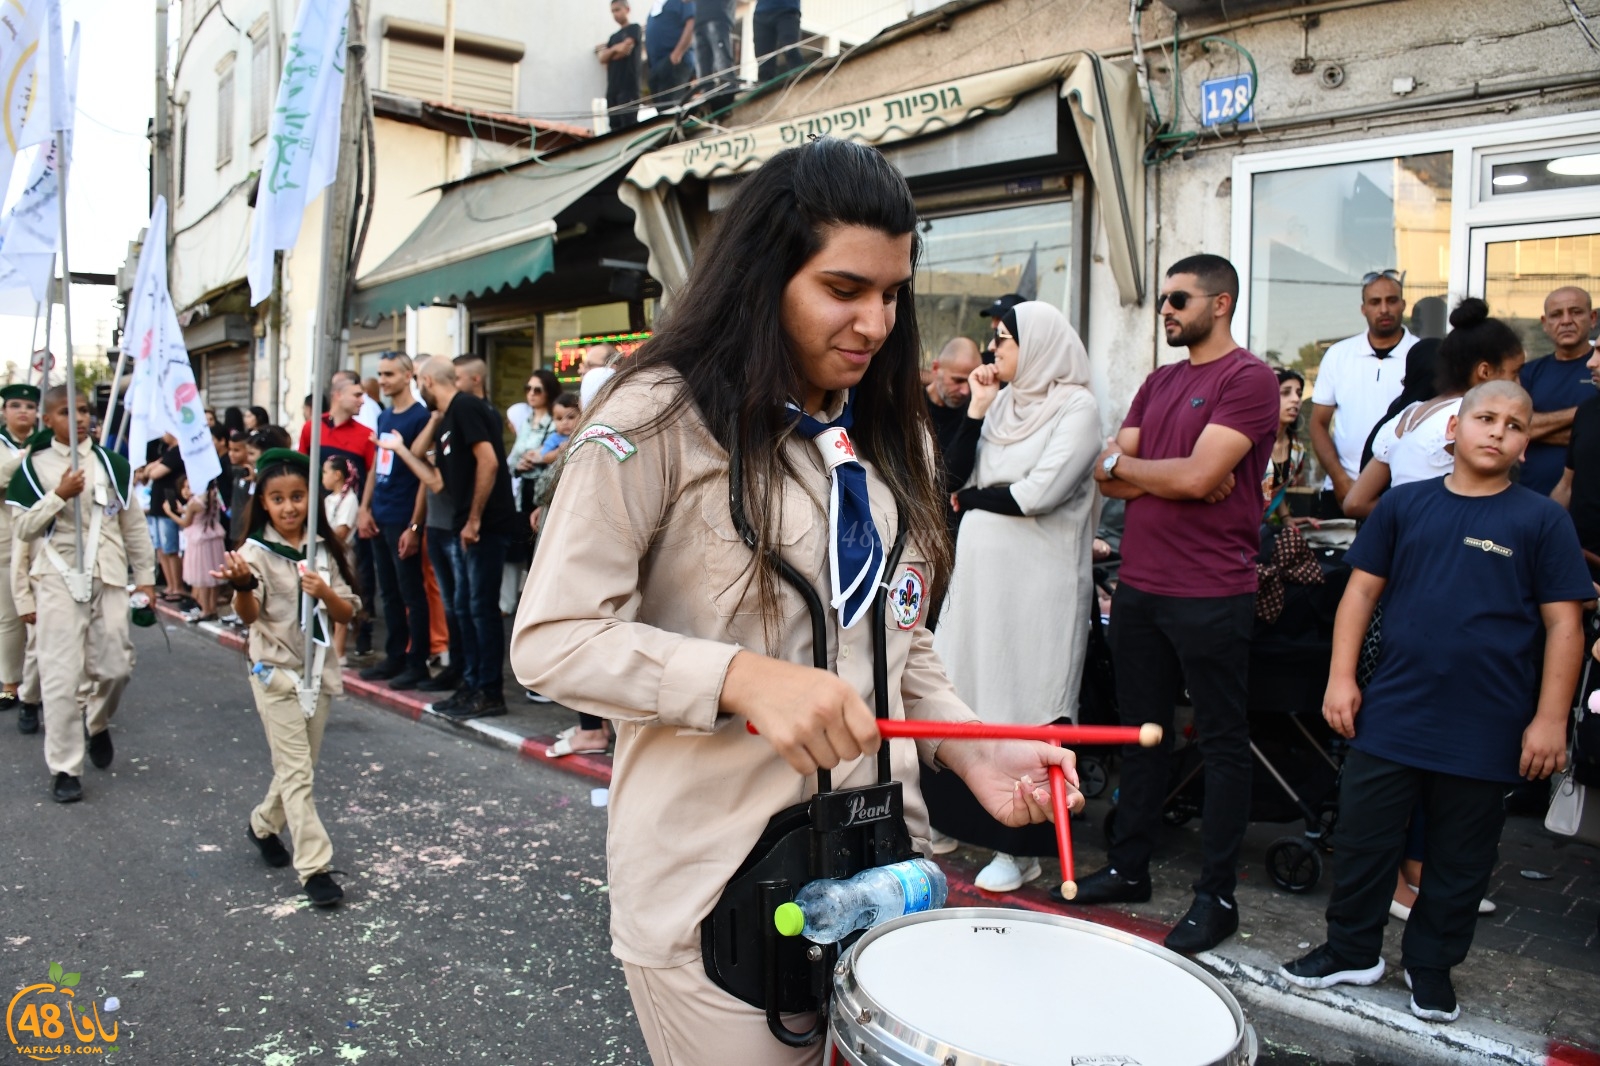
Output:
top-left (979, 293), bottom-right (1026, 318)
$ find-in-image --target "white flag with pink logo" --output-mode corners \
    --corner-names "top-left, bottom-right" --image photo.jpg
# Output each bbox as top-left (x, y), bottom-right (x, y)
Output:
top-left (125, 196), bottom-right (221, 489)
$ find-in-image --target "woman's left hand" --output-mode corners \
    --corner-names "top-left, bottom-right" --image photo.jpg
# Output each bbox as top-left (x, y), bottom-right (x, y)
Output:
top-left (298, 566), bottom-right (331, 600)
top-left (939, 739), bottom-right (1083, 826)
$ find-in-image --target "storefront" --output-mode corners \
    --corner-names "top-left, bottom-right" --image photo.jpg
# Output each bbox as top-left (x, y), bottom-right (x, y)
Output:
top-left (180, 311), bottom-right (256, 411)
top-left (1231, 111), bottom-right (1600, 372)
top-left (350, 120), bottom-right (676, 412)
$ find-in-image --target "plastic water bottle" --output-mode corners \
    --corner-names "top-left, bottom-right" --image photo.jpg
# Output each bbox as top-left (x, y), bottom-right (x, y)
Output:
top-left (773, 858), bottom-right (947, 944)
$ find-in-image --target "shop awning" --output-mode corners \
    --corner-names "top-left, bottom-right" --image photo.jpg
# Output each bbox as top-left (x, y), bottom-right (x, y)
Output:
top-left (620, 54), bottom-right (1147, 305)
top-left (353, 122), bottom-right (675, 320)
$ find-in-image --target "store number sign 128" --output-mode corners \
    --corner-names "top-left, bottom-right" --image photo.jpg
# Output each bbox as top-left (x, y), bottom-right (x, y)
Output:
top-left (1201, 74), bottom-right (1254, 127)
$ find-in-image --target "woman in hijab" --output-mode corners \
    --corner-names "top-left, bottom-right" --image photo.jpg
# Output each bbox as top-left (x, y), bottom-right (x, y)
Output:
top-left (928, 300), bottom-right (1102, 892)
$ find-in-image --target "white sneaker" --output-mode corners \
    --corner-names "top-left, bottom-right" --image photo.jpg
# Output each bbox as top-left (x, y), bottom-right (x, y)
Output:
top-left (973, 852), bottom-right (1041, 893)
top-left (928, 828), bottom-right (959, 856)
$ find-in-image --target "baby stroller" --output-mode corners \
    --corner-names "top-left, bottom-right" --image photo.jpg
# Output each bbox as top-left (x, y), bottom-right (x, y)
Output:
top-left (1098, 539), bottom-right (1352, 893)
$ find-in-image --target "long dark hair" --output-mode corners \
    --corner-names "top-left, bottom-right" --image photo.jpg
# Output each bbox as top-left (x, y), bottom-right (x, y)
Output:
top-left (1274, 367), bottom-right (1304, 445)
top-left (1437, 298), bottom-right (1522, 393)
top-left (596, 136), bottom-right (951, 620)
top-left (244, 460), bottom-right (360, 596)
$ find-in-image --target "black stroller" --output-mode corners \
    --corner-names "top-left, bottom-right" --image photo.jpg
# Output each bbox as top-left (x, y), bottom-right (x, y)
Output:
top-left (1094, 540), bottom-right (1352, 893)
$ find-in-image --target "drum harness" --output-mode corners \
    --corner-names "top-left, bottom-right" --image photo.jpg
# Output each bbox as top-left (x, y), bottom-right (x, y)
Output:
top-left (701, 442), bottom-right (919, 1047)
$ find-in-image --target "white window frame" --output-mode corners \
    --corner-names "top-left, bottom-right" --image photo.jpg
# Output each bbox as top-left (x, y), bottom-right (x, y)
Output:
top-left (1230, 108), bottom-right (1600, 352)
top-left (249, 18), bottom-right (272, 144)
top-left (216, 54), bottom-right (237, 169)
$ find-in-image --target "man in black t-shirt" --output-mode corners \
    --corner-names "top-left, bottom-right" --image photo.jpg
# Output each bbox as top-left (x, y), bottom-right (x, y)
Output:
top-left (1552, 354), bottom-right (1600, 571)
top-left (597, 1), bottom-right (642, 130)
top-left (416, 357), bottom-right (517, 720)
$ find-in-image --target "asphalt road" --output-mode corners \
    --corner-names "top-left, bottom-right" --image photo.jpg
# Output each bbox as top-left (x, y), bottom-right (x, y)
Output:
top-left (1, 622), bottom-right (637, 1065)
top-left (0, 621), bottom-right (1404, 1066)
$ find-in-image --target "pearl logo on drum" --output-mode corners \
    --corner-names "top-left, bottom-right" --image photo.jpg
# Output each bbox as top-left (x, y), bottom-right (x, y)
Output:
top-left (841, 794), bottom-right (892, 826)
top-left (1071, 1057), bottom-right (1143, 1066)
top-left (969, 924), bottom-right (1010, 934)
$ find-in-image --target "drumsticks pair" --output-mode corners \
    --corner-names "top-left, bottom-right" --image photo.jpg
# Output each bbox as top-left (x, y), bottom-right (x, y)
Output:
top-left (746, 719), bottom-right (1164, 899)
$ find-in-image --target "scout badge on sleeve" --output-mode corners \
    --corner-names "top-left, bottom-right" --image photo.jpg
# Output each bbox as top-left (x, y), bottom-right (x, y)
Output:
top-left (887, 566), bottom-right (924, 630)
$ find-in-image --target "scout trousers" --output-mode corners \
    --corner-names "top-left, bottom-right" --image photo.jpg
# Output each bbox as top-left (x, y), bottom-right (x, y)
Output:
top-left (1325, 749), bottom-right (1506, 972)
top-left (248, 667), bottom-right (334, 884)
top-left (1108, 584), bottom-right (1255, 899)
top-left (623, 960), bottom-right (821, 1066)
top-left (0, 546), bottom-right (22, 684)
top-left (35, 575), bottom-right (132, 777)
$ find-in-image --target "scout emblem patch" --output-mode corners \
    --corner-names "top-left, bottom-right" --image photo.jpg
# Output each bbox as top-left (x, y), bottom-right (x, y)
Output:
top-left (570, 424), bottom-right (637, 462)
top-left (888, 566), bottom-right (925, 630)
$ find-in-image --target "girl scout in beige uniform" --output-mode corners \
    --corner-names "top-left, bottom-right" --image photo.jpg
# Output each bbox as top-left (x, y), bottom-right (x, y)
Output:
top-left (213, 448), bottom-right (359, 908)
top-left (511, 139), bottom-right (1079, 1064)
top-left (0, 383), bottom-right (39, 718)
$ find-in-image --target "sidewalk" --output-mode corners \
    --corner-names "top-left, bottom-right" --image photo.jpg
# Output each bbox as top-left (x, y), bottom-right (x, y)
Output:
top-left (160, 604), bottom-right (1600, 1065)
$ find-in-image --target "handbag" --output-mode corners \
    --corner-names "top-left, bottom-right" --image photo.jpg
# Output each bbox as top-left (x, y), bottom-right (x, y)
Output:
top-left (1544, 770), bottom-right (1600, 846)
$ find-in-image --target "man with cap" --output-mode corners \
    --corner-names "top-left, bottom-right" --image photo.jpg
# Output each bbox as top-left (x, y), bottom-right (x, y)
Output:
top-left (0, 383), bottom-right (38, 723)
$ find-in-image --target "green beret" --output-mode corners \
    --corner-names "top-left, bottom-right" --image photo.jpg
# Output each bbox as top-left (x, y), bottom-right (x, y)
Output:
top-left (255, 447), bottom-right (311, 475)
top-left (0, 384), bottom-right (40, 404)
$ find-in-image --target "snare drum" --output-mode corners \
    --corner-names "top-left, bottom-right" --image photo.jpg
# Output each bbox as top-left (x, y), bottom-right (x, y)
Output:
top-left (828, 908), bottom-right (1256, 1066)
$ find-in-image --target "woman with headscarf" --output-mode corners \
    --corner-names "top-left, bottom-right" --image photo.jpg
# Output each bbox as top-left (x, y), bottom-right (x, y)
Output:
top-left (928, 300), bottom-right (1102, 892)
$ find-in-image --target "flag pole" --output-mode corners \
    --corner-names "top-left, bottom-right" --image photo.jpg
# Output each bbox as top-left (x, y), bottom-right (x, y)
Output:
top-left (54, 130), bottom-right (84, 576)
top-left (302, 0), bottom-right (365, 677)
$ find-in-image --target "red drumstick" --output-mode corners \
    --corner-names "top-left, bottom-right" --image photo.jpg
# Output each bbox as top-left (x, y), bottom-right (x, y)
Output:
top-left (1049, 763), bottom-right (1076, 900)
top-left (744, 719), bottom-right (1163, 747)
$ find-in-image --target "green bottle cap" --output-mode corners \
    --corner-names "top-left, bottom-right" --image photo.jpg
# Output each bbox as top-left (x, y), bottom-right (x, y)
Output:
top-left (773, 902), bottom-right (805, 938)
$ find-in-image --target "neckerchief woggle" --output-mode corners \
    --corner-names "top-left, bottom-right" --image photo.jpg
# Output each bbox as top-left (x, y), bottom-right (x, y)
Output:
top-left (786, 390), bottom-right (886, 628)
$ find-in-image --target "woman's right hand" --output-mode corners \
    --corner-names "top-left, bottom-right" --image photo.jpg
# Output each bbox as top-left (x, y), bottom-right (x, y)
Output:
top-left (967, 363), bottom-right (1001, 419)
top-left (720, 651), bottom-right (881, 776)
top-left (516, 452), bottom-right (537, 473)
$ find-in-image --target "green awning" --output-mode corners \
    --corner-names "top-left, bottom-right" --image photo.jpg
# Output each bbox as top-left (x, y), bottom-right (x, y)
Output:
top-left (352, 121), bottom-right (673, 320)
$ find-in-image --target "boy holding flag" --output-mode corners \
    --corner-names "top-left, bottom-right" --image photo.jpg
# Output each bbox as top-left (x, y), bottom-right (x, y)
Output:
top-left (8, 386), bottom-right (156, 802)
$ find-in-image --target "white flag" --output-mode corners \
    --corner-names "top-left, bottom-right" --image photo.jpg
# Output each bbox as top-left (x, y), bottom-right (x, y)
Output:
top-left (0, 23), bottom-right (77, 303)
top-left (0, 0), bottom-right (51, 225)
top-left (247, 0), bottom-right (347, 306)
top-left (125, 197), bottom-right (222, 490)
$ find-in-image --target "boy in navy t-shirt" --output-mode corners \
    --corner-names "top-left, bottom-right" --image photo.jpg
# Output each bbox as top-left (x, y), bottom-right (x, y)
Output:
top-left (1281, 380), bottom-right (1591, 1023)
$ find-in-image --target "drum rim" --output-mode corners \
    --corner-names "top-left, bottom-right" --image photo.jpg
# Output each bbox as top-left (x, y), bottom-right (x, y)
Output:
top-left (830, 907), bottom-right (1253, 1066)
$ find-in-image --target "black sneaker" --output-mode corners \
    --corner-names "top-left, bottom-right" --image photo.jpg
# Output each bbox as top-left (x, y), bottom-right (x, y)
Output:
top-left (426, 687), bottom-right (476, 715)
top-left (416, 668), bottom-right (461, 693)
top-left (247, 824), bottom-right (292, 868)
top-left (304, 872), bottom-right (344, 908)
top-left (1057, 865), bottom-right (1152, 905)
top-left (52, 772), bottom-right (83, 803)
top-left (358, 659), bottom-right (404, 682)
top-left (1405, 968), bottom-right (1460, 1022)
top-left (87, 729), bottom-right (114, 769)
top-left (387, 667), bottom-right (431, 690)
top-left (474, 691), bottom-right (508, 718)
top-left (17, 702), bottom-right (39, 734)
top-left (0, 691), bottom-right (17, 711)
top-left (1280, 943), bottom-right (1386, 989)
top-left (1164, 892), bottom-right (1240, 954)
top-left (436, 690), bottom-right (489, 721)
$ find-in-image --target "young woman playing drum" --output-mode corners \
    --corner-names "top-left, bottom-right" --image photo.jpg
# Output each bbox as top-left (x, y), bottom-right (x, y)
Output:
top-left (510, 137), bottom-right (1081, 1064)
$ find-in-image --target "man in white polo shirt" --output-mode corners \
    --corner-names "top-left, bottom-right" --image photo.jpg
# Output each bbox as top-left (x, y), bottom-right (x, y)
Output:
top-left (1308, 270), bottom-right (1418, 516)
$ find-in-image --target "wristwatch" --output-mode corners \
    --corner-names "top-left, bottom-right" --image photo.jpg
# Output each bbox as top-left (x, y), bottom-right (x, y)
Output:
top-left (1102, 452), bottom-right (1121, 479)
top-left (407, 523), bottom-right (421, 533)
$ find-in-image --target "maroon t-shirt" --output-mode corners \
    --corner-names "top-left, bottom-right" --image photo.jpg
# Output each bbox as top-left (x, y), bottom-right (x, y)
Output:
top-left (1118, 348), bottom-right (1280, 598)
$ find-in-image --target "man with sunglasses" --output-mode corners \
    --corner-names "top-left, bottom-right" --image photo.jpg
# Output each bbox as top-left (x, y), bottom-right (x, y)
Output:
top-left (1076, 253), bottom-right (1279, 955)
top-left (1309, 270), bottom-right (1417, 516)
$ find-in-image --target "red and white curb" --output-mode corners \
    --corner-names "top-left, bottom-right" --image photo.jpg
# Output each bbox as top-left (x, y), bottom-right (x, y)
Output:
top-left (159, 604), bottom-right (1598, 1065)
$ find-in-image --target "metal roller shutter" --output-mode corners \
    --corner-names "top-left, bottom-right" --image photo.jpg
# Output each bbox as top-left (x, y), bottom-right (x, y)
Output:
top-left (203, 348), bottom-right (253, 411)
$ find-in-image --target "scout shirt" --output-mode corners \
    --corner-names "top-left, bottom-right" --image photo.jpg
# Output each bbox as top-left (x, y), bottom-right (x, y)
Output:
top-left (510, 369), bottom-right (978, 969)
top-left (8, 438), bottom-right (156, 588)
top-left (0, 430), bottom-right (28, 578)
top-left (238, 527), bottom-right (360, 694)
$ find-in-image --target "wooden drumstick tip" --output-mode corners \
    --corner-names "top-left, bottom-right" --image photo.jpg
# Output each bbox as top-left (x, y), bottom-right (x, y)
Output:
top-left (1060, 880), bottom-right (1078, 901)
top-left (1138, 723), bottom-right (1163, 747)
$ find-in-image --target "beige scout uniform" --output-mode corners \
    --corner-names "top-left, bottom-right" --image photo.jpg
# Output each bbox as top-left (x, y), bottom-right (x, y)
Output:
top-left (10, 439), bottom-right (155, 777)
top-left (239, 528), bottom-right (358, 884)
top-left (0, 431), bottom-right (29, 685)
top-left (511, 371), bottom-right (977, 1065)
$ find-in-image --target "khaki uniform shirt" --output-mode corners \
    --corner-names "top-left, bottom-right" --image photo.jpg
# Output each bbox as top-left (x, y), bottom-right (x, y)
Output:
top-left (11, 439), bottom-right (156, 587)
top-left (510, 371), bottom-right (976, 968)
top-left (0, 435), bottom-right (26, 580)
top-left (239, 528), bottom-right (360, 693)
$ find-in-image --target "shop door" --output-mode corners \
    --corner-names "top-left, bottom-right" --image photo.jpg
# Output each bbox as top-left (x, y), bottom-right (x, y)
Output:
top-left (1468, 219), bottom-right (1600, 357)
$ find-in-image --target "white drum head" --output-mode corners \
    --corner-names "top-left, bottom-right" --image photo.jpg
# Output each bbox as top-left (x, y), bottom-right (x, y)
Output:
top-left (852, 914), bottom-right (1240, 1066)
